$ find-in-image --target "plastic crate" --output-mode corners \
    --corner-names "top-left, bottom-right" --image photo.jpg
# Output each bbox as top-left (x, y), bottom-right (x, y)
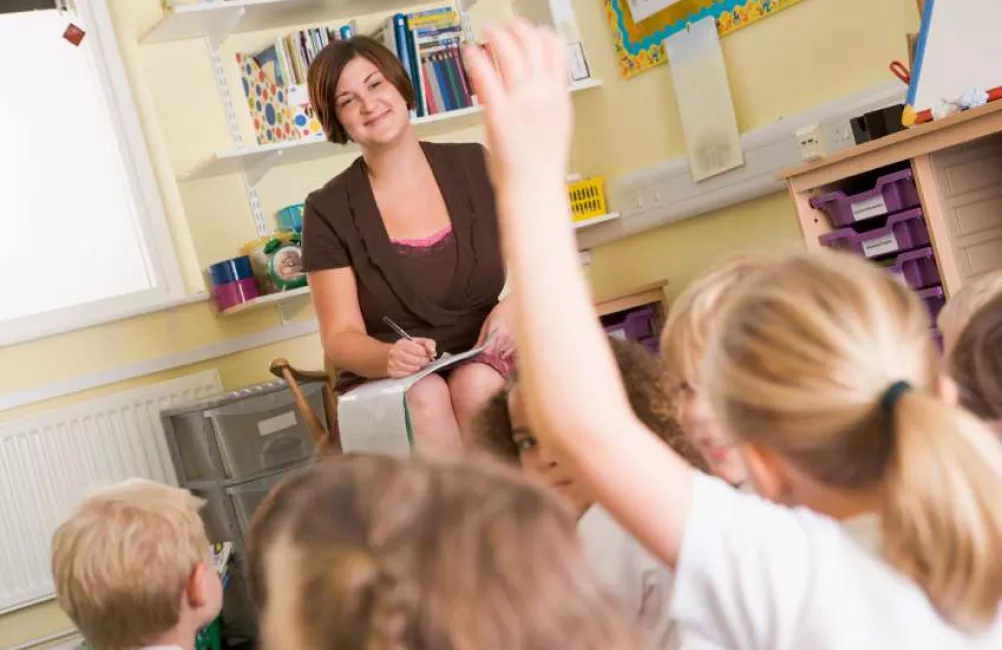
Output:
top-left (918, 286), bottom-right (946, 323)
top-left (886, 247), bottom-right (940, 289)
top-left (567, 177), bottom-right (607, 221)
top-left (603, 306), bottom-right (656, 342)
top-left (819, 208), bottom-right (929, 259)
top-left (810, 169), bottom-right (920, 227)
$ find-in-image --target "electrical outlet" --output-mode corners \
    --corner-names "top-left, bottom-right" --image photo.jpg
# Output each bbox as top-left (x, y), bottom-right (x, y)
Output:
top-left (796, 124), bottom-right (826, 162)
top-left (826, 119), bottom-right (857, 151)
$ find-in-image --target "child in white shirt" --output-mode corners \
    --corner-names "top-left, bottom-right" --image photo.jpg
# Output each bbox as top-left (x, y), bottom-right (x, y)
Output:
top-left (462, 23), bottom-right (1002, 649)
top-left (51, 480), bottom-right (222, 650)
top-left (473, 337), bottom-right (710, 649)
top-left (660, 254), bottom-right (770, 489)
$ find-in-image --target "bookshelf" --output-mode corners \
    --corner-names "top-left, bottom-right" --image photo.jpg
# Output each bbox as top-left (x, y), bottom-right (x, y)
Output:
top-left (182, 78), bottom-right (602, 183)
top-left (141, 0), bottom-right (471, 45)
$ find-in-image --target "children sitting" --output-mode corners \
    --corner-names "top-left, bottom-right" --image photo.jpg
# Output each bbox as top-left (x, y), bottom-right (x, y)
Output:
top-left (937, 269), bottom-right (1002, 353)
top-left (245, 454), bottom-right (643, 650)
top-left (51, 480), bottom-right (222, 650)
top-left (463, 22), bottom-right (1002, 647)
top-left (948, 292), bottom-right (1002, 439)
top-left (660, 255), bottom-right (769, 488)
top-left (472, 337), bottom-right (708, 649)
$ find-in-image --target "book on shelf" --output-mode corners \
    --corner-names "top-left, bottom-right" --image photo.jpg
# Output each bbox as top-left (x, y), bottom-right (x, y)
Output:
top-left (251, 21), bottom-right (357, 88)
top-left (373, 7), bottom-right (476, 120)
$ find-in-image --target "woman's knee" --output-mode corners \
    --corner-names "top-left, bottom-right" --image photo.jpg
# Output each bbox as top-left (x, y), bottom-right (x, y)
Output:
top-left (448, 364), bottom-right (505, 417)
top-left (406, 374), bottom-right (452, 417)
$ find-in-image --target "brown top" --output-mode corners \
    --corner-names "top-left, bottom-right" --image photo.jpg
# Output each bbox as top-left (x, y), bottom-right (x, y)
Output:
top-left (302, 141), bottom-right (504, 363)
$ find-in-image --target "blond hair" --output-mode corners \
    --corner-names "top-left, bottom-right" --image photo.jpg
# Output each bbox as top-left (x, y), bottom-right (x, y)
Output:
top-left (704, 251), bottom-right (1002, 631)
top-left (660, 254), bottom-right (772, 392)
top-left (247, 455), bottom-right (643, 650)
top-left (938, 270), bottom-right (1002, 353)
top-left (51, 479), bottom-right (209, 650)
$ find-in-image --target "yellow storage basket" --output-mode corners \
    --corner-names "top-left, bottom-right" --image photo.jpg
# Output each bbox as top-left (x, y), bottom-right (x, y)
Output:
top-left (567, 177), bottom-right (607, 222)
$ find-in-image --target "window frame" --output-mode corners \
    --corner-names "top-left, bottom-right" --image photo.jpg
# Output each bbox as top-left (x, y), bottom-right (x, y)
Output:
top-left (0, 0), bottom-right (187, 348)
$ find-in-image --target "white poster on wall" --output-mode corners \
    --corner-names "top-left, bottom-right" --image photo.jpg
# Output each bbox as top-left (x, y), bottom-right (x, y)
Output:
top-left (664, 17), bottom-right (744, 182)
top-left (628, 0), bottom-right (685, 23)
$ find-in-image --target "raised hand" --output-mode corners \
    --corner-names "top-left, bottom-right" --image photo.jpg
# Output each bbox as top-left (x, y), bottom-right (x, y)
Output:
top-left (462, 21), bottom-right (573, 193)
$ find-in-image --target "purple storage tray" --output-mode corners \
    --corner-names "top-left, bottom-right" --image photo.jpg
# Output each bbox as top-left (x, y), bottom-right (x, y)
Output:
top-left (604, 306), bottom-right (656, 341)
top-left (810, 169), bottom-right (920, 227)
top-left (887, 247), bottom-right (940, 290)
top-left (819, 208), bottom-right (928, 259)
top-left (640, 336), bottom-right (659, 354)
top-left (918, 286), bottom-right (946, 323)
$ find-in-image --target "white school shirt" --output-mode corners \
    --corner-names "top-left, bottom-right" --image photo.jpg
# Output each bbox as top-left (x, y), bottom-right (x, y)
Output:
top-left (670, 472), bottom-right (1002, 650)
top-left (579, 504), bottom-right (681, 649)
top-left (579, 505), bottom-right (728, 650)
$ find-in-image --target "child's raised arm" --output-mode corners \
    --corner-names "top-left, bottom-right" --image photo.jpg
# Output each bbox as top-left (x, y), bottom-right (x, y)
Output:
top-left (463, 22), bottom-right (694, 566)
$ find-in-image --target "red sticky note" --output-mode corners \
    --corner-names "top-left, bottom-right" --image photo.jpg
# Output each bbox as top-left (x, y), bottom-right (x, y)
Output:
top-left (63, 23), bottom-right (85, 46)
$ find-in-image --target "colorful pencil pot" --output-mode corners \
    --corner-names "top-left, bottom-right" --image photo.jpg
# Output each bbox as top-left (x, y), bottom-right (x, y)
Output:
top-left (241, 231), bottom-right (308, 294)
top-left (276, 202), bottom-right (305, 232)
top-left (208, 256), bottom-right (261, 311)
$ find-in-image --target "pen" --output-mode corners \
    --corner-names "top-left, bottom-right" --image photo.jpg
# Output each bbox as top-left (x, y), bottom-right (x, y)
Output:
top-left (382, 316), bottom-right (414, 342)
top-left (383, 316), bottom-right (443, 361)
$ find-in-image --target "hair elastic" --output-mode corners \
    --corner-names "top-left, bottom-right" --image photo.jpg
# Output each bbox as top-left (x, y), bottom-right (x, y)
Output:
top-left (880, 380), bottom-right (912, 413)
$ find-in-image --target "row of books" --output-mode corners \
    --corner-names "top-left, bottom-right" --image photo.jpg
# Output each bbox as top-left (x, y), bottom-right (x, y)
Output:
top-left (251, 21), bottom-right (358, 88)
top-left (374, 7), bottom-right (476, 119)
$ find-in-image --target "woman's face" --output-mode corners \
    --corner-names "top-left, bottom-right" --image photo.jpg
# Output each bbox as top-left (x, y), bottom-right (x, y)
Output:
top-left (676, 379), bottom-right (749, 487)
top-left (333, 56), bottom-right (410, 147)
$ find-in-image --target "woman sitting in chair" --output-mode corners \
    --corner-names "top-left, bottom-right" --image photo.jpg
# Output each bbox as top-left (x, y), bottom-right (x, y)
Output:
top-left (301, 36), bottom-right (514, 454)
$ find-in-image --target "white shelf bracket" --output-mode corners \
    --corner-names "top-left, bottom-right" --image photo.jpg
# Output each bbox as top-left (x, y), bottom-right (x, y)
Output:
top-left (202, 6), bottom-right (247, 51)
top-left (246, 150), bottom-right (283, 187)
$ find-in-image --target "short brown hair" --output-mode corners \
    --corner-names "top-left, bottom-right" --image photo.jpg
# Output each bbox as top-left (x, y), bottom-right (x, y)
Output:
top-left (950, 292), bottom-right (1002, 422)
top-left (938, 270), bottom-right (1002, 354)
top-left (51, 480), bottom-right (209, 650)
top-left (472, 338), bottom-right (708, 472)
top-left (307, 36), bottom-right (415, 144)
top-left (247, 455), bottom-right (642, 650)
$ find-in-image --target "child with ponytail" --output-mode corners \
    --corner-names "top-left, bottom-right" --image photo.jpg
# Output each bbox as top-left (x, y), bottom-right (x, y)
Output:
top-left (463, 20), bottom-right (1002, 648)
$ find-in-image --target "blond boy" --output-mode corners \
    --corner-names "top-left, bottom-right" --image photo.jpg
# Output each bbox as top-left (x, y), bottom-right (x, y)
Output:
top-left (660, 255), bottom-right (772, 487)
top-left (51, 480), bottom-right (222, 650)
top-left (938, 269), bottom-right (1002, 354)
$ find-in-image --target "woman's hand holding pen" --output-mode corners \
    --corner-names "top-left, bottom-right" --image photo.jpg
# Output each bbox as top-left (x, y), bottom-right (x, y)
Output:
top-left (387, 338), bottom-right (437, 378)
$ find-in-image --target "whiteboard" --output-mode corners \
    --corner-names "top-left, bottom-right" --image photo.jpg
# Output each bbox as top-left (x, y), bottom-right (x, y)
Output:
top-left (909, 0), bottom-right (1002, 113)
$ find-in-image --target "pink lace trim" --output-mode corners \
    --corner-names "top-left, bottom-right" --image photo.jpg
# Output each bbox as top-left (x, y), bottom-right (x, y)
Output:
top-left (392, 224), bottom-right (453, 248)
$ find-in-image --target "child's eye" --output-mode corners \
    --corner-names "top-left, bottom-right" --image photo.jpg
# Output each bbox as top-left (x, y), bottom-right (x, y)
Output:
top-left (515, 437), bottom-right (538, 452)
top-left (338, 97), bottom-right (353, 109)
top-left (369, 79), bottom-right (383, 89)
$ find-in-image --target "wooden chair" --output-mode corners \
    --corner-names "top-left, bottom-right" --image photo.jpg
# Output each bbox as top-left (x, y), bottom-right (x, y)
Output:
top-left (269, 358), bottom-right (342, 456)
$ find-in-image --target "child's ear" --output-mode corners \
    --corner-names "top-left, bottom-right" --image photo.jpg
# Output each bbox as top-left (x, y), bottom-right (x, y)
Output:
top-left (186, 563), bottom-right (209, 607)
top-left (740, 444), bottom-right (790, 502)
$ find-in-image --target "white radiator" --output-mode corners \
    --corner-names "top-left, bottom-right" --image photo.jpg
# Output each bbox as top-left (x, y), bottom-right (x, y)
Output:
top-left (0, 371), bottom-right (222, 614)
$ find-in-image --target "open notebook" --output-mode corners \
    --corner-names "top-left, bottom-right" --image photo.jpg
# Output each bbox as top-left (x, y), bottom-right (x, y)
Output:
top-left (337, 343), bottom-right (488, 455)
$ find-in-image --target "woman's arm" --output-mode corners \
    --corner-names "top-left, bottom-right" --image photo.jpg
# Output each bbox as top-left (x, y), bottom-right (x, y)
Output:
top-left (310, 268), bottom-right (434, 379)
top-left (464, 23), bottom-right (694, 566)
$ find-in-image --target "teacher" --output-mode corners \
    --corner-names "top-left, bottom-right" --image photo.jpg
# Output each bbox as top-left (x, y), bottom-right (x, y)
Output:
top-left (301, 36), bottom-right (515, 454)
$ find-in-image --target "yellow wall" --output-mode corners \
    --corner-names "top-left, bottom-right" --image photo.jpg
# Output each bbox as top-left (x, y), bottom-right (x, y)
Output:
top-left (572, 0), bottom-right (919, 299)
top-left (0, 0), bottom-right (918, 646)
